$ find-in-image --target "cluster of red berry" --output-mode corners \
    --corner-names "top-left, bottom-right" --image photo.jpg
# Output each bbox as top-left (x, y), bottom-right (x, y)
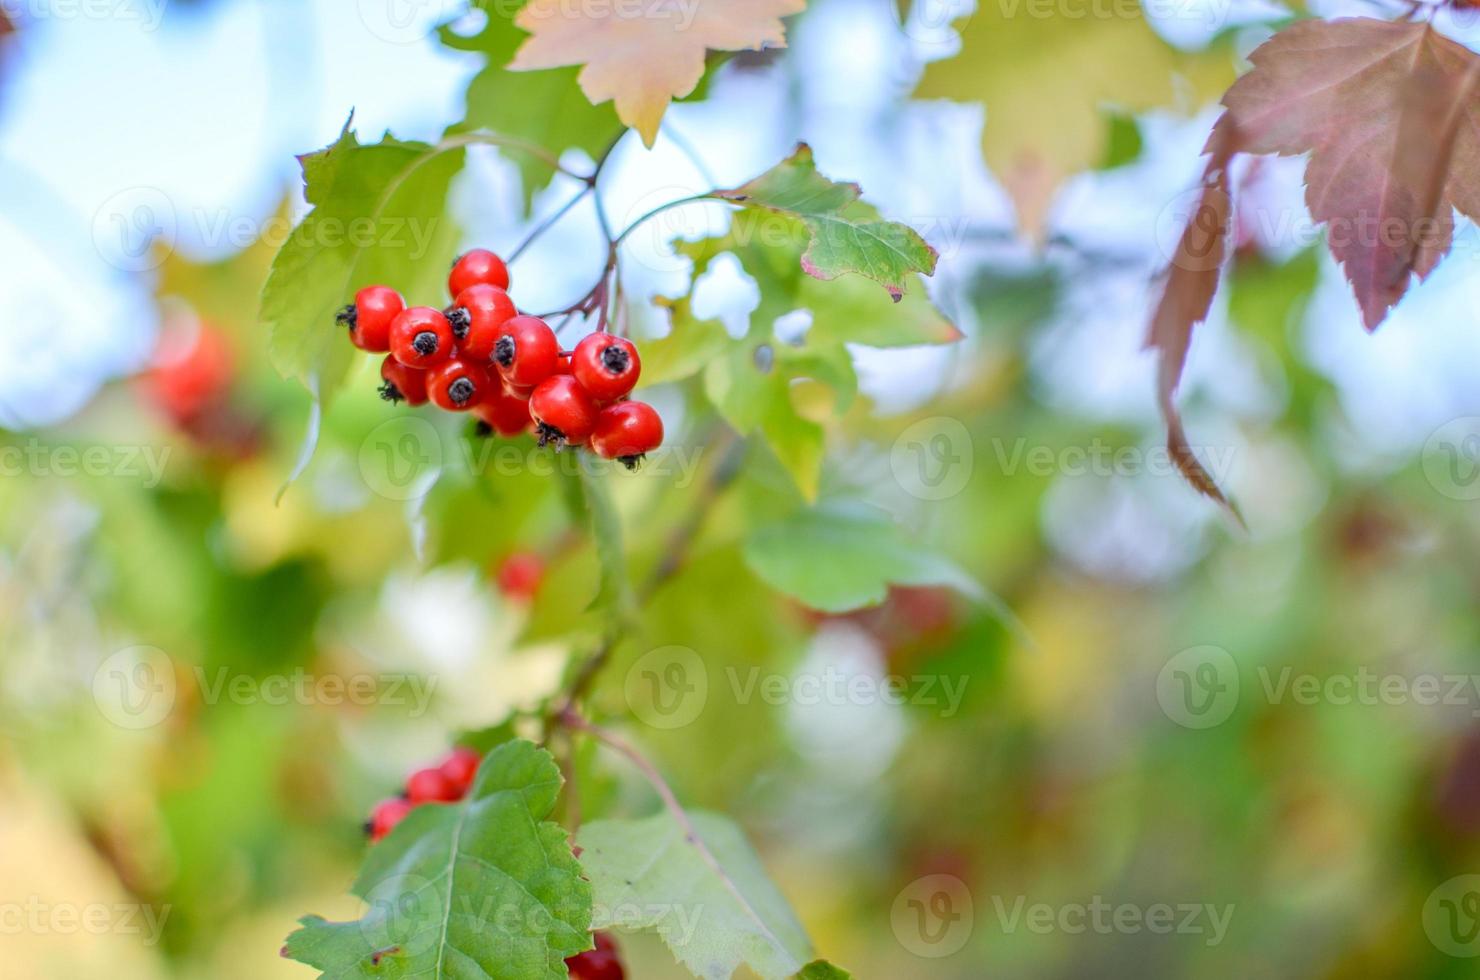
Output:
top-left (365, 747), bottom-right (625, 980)
top-left (364, 745), bottom-right (481, 842)
top-left (339, 249), bottom-right (663, 466)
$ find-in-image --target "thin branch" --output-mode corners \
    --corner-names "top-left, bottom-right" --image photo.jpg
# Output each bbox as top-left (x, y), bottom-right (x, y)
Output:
top-left (508, 184), bottom-right (593, 264)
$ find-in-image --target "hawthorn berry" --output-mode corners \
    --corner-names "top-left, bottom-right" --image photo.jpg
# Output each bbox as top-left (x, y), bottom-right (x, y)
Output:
top-left (427, 358), bottom-right (492, 411)
top-left (449, 248), bottom-right (510, 297)
top-left (474, 387), bottom-right (533, 436)
top-left (571, 333), bottom-right (641, 402)
top-left (405, 767), bottom-right (461, 805)
top-left (439, 747), bottom-right (482, 796)
top-left (390, 307), bottom-right (455, 369)
top-left (565, 932), bottom-right (625, 980)
top-left (493, 315), bottom-right (561, 388)
top-left (379, 355), bottom-right (429, 406)
top-left (529, 375), bottom-right (600, 447)
top-left (496, 551), bottom-right (545, 603)
top-left (589, 401), bottom-right (663, 468)
top-left (338, 285), bottom-right (404, 353)
top-left (449, 283), bottom-right (518, 361)
top-left (146, 323), bottom-right (234, 422)
top-left (367, 798), bottom-right (413, 843)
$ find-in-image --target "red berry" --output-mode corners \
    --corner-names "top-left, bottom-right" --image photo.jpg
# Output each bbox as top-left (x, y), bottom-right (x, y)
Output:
top-left (367, 797), bottom-right (413, 843)
top-left (449, 284), bottom-right (518, 361)
top-left (390, 307), bottom-right (455, 368)
top-left (379, 355), bottom-right (429, 406)
top-left (405, 767), bottom-right (460, 804)
top-left (493, 315), bottom-right (561, 388)
top-left (439, 747), bottom-right (482, 797)
top-left (571, 333), bottom-right (641, 402)
top-left (146, 322), bottom-right (234, 421)
top-left (565, 933), bottom-right (625, 980)
top-left (427, 358), bottom-right (492, 411)
top-left (475, 387), bottom-right (533, 436)
top-left (529, 375), bottom-right (600, 446)
top-left (339, 285), bottom-right (404, 353)
top-left (590, 401), bottom-right (663, 466)
top-left (496, 551), bottom-right (544, 603)
top-left (449, 248), bottom-right (510, 297)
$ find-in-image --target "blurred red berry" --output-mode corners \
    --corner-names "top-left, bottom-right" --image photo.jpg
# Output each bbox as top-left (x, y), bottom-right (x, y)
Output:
top-left (565, 932), bottom-right (624, 980)
top-left (496, 552), bottom-right (545, 603)
top-left (440, 747), bottom-right (482, 797)
top-left (449, 248), bottom-right (510, 297)
top-left (405, 767), bottom-right (460, 804)
top-left (367, 798), bottom-right (413, 843)
top-left (145, 321), bottom-right (234, 422)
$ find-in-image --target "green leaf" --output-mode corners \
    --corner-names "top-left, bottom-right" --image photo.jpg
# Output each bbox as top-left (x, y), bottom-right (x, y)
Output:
top-left (642, 295), bottom-right (733, 386)
top-left (284, 739), bottom-right (592, 979)
top-left (262, 122), bottom-right (464, 400)
top-left (794, 962), bottom-right (853, 980)
top-left (743, 501), bottom-right (985, 613)
top-left (578, 465), bottom-right (634, 619)
top-left (711, 143), bottom-right (938, 300)
top-left (576, 810), bottom-right (813, 980)
top-left (441, 1), bottom-right (619, 211)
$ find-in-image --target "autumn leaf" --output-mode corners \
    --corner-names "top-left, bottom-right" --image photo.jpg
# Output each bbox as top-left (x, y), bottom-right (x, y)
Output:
top-left (1218, 17), bottom-right (1480, 330)
top-left (1149, 16), bottom-right (1480, 511)
top-left (1144, 119), bottom-right (1243, 521)
top-left (915, 6), bottom-right (1234, 238)
top-left (509, 0), bottom-right (805, 146)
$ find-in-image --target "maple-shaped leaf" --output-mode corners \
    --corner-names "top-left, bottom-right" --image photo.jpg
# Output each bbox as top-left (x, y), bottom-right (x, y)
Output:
top-left (915, 6), bottom-right (1234, 237)
top-left (509, 0), bottom-right (805, 147)
top-left (1218, 17), bottom-right (1480, 329)
top-left (711, 143), bottom-right (939, 301)
top-left (283, 739), bottom-right (592, 980)
top-left (1148, 16), bottom-right (1480, 512)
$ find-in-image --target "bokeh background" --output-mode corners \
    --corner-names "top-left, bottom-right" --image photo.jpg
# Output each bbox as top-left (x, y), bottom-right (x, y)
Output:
top-left (5, 0), bottom-right (1480, 977)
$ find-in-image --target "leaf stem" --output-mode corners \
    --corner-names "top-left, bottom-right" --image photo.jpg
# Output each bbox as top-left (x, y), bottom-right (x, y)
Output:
top-left (508, 185), bottom-right (593, 264)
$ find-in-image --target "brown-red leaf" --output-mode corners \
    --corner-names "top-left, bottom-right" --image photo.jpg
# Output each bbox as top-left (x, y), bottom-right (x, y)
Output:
top-left (1148, 16), bottom-right (1480, 514)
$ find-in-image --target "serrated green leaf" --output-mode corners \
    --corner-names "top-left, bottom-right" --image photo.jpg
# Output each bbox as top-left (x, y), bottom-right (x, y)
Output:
top-left (743, 501), bottom-right (984, 613)
top-left (262, 123), bottom-right (463, 401)
top-left (576, 810), bottom-right (813, 980)
top-left (711, 144), bottom-right (938, 300)
top-left (284, 739), bottom-right (591, 979)
top-left (441, 1), bottom-right (619, 211)
top-left (794, 962), bottom-right (853, 980)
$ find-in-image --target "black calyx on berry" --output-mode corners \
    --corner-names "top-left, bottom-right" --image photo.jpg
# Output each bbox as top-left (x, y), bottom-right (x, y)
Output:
top-left (413, 331), bottom-right (441, 357)
top-left (336, 304), bottom-right (357, 332)
top-left (494, 335), bottom-right (516, 369)
top-left (445, 306), bottom-right (471, 340)
top-left (600, 345), bottom-right (630, 375)
top-left (617, 454), bottom-right (645, 471)
top-left (474, 420), bottom-right (493, 438)
top-left (535, 422), bottom-right (566, 449)
top-left (379, 380), bottom-right (404, 403)
top-left (447, 377), bottom-right (476, 406)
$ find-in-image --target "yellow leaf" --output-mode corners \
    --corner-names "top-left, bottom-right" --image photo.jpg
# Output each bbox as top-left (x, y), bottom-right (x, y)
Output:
top-left (915, 8), bottom-right (1234, 238)
top-left (510, 0), bottom-right (806, 146)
